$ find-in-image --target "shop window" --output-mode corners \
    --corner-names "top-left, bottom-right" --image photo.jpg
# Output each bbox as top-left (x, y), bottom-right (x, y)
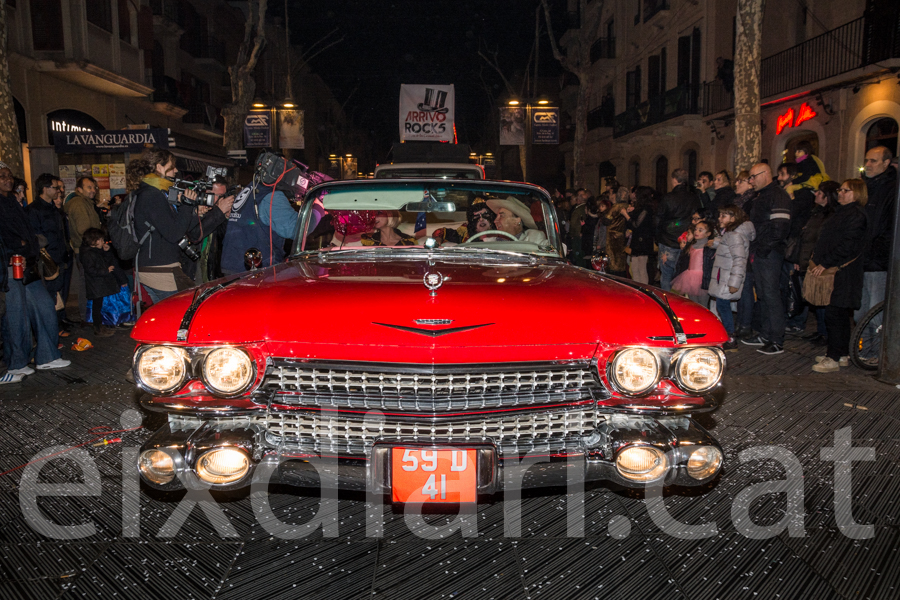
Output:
top-left (31, 0), bottom-right (64, 51)
top-left (87, 0), bottom-right (113, 32)
top-left (655, 156), bottom-right (668, 195)
top-left (683, 149), bottom-right (697, 181)
top-left (784, 132), bottom-right (819, 162)
top-left (866, 118), bottom-right (899, 157)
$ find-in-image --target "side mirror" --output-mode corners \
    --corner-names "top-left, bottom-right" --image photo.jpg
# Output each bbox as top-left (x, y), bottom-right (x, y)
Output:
top-left (244, 248), bottom-right (262, 271)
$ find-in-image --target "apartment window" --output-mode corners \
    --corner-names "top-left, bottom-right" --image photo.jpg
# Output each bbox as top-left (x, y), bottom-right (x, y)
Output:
top-left (31, 0), bottom-right (64, 51)
top-left (87, 0), bottom-right (113, 32)
top-left (625, 67), bottom-right (642, 108)
top-left (647, 48), bottom-right (666, 100)
top-left (118, 0), bottom-right (132, 42)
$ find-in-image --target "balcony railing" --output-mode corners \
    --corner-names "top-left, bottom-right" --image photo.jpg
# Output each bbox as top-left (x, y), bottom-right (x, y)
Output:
top-left (613, 83), bottom-right (699, 137)
top-left (590, 37), bottom-right (616, 62)
top-left (702, 10), bottom-right (900, 117)
top-left (643, 0), bottom-right (670, 23)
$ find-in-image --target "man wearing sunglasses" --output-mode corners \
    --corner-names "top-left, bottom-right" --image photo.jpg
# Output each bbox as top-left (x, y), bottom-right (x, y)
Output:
top-left (741, 163), bottom-right (792, 355)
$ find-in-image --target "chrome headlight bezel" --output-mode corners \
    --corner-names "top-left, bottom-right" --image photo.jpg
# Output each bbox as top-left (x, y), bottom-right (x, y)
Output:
top-left (133, 345), bottom-right (190, 395)
top-left (200, 347), bottom-right (257, 397)
top-left (674, 347), bottom-right (725, 393)
top-left (606, 347), bottom-right (662, 397)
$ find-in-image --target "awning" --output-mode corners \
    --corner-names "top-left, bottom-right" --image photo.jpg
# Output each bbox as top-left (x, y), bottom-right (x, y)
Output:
top-left (168, 147), bottom-right (234, 173)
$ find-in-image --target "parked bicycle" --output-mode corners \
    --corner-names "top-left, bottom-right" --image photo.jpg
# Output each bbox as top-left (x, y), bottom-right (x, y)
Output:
top-left (849, 301), bottom-right (883, 371)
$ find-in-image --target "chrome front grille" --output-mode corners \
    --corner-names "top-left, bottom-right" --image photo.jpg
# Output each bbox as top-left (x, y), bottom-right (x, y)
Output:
top-left (262, 407), bottom-right (598, 455)
top-left (258, 360), bottom-right (605, 412)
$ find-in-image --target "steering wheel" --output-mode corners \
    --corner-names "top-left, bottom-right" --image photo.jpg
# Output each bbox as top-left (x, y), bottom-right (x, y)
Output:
top-left (462, 229), bottom-right (519, 244)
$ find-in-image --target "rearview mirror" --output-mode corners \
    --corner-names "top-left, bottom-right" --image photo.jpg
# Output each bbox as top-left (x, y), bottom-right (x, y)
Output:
top-left (404, 201), bottom-right (457, 212)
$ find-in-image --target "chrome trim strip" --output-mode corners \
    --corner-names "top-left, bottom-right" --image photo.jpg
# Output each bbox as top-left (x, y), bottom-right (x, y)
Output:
top-left (176, 278), bottom-right (241, 342)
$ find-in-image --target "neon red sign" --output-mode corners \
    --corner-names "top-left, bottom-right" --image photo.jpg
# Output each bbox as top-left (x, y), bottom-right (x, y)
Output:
top-left (776, 103), bottom-right (817, 135)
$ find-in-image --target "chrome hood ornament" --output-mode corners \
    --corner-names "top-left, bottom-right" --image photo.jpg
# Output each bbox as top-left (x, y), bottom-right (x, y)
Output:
top-left (423, 270), bottom-right (444, 296)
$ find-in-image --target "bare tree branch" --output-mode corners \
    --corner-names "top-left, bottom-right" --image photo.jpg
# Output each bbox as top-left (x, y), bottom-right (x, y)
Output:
top-left (477, 48), bottom-right (516, 97)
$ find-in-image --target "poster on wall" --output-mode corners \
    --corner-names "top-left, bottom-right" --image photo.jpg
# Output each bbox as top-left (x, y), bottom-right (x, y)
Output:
top-left (92, 164), bottom-right (110, 204)
top-left (341, 158), bottom-right (358, 180)
top-left (109, 163), bottom-right (126, 197)
top-left (499, 107), bottom-right (525, 145)
top-left (244, 113), bottom-right (271, 147)
top-left (532, 107), bottom-right (559, 144)
top-left (58, 165), bottom-right (77, 194)
top-left (278, 110), bottom-right (305, 149)
top-left (399, 84), bottom-right (455, 142)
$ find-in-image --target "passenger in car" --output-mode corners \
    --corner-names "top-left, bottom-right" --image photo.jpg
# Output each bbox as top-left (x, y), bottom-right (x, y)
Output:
top-left (434, 199), bottom-right (496, 244)
top-left (360, 211), bottom-right (418, 246)
top-left (487, 197), bottom-right (548, 244)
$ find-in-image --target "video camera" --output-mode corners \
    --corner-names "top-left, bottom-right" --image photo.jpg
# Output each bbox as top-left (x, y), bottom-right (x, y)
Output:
top-left (168, 165), bottom-right (235, 207)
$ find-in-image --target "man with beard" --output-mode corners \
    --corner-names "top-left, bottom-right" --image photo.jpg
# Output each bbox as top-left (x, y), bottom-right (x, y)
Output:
top-left (65, 176), bottom-right (102, 323)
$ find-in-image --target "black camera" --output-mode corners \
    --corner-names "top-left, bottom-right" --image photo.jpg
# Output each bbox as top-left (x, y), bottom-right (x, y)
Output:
top-left (176, 236), bottom-right (201, 261)
top-left (168, 165), bottom-right (229, 207)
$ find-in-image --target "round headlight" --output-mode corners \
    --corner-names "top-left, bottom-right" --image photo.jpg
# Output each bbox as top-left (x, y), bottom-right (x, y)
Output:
top-left (202, 347), bottom-right (254, 395)
top-left (616, 446), bottom-right (668, 482)
top-left (609, 348), bottom-right (660, 395)
top-left (676, 348), bottom-right (724, 393)
top-left (135, 346), bottom-right (188, 393)
top-left (687, 446), bottom-right (723, 480)
top-left (139, 449), bottom-right (175, 485)
top-left (196, 449), bottom-right (249, 485)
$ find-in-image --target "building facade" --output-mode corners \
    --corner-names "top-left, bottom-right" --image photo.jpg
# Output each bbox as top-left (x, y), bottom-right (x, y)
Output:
top-left (5, 0), bottom-right (356, 201)
top-left (560, 0), bottom-right (900, 193)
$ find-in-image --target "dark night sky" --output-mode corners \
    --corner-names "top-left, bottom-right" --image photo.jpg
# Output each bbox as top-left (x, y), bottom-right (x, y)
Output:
top-left (289, 0), bottom-right (562, 165)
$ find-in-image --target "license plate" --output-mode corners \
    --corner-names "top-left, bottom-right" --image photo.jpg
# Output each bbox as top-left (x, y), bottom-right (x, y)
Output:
top-left (391, 448), bottom-right (477, 504)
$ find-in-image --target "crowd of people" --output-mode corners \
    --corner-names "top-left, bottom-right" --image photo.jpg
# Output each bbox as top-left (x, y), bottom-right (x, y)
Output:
top-left (551, 143), bottom-right (897, 372)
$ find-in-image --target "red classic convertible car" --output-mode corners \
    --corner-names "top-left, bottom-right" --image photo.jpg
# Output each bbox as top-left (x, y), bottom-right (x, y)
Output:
top-left (133, 179), bottom-right (728, 503)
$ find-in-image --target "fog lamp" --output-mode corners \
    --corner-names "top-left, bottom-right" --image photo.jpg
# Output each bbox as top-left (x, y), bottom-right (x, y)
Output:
top-left (615, 446), bottom-right (668, 482)
top-left (676, 348), bottom-right (723, 392)
top-left (609, 348), bottom-right (660, 395)
top-left (135, 346), bottom-right (188, 394)
top-left (139, 449), bottom-right (175, 485)
top-left (687, 446), bottom-right (723, 480)
top-left (202, 347), bottom-right (254, 395)
top-left (195, 448), bottom-right (249, 485)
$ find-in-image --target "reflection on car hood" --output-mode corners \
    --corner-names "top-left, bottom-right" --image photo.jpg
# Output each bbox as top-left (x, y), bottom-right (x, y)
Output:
top-left (132, 257), bottom-right (727, 363)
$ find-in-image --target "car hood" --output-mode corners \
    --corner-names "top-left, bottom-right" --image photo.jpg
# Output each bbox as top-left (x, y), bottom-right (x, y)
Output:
top-left (132, 257), bottom-right (726, 363)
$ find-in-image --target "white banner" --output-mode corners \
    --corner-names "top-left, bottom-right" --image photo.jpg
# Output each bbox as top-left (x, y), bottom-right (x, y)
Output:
top-left (278, 109), bottom-right (305, 149)
top-left (399, 84), bottom-right (455, 142)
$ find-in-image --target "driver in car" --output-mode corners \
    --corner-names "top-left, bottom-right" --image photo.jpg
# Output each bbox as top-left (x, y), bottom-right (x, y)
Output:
top-left (486, 197), bottom-right (548, 244)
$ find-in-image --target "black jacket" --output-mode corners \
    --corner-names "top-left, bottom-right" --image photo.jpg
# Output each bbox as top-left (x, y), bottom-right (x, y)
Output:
top-left (656, 183), bottom-right (701, 248)
top-left (710, 186), bottom-right (736, 213)
top-left (786, 204), bottom-right (831, 269)
top-left (811, 202), bottom-right (867, 309)
top-left (862, 166), bottom-right (897, 272)
top-left (0, 191), bottom-right (39, 260)
top-left (749, 181), bottom-right (792, 257)
top-left (788, 187), bottom-right (817, 243)
top-left (626, 207), bottom-right (655, 256)
top-left (132, 181), bottom-right (227, 269)
top-left (26, 196), bottom-right (70, 265)
top-left (673, 244), bottom-right (716, 290)
top-left (80, 242), bottom-right (128, 300)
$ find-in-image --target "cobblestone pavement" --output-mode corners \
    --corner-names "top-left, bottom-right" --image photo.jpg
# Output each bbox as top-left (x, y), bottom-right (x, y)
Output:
top-left (0, 318), bottom-right (898, 599)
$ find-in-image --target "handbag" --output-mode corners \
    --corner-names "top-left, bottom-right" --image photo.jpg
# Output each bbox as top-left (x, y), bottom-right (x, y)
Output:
top-left (802, 257), bottom-right (856, 306)
top-left (38, 248), bottom-right (59, 281)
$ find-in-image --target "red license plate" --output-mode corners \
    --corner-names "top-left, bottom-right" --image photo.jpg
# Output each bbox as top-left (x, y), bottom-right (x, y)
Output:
top-left (391, 448), bottom-right (477, 504)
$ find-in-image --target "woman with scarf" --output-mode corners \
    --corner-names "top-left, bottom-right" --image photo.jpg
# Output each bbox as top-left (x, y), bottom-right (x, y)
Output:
top-left (129, 149), bottom-right (233, 303)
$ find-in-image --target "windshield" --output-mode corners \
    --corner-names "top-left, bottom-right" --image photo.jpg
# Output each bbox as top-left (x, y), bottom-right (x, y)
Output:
top-left (375, 167), bottom-right (483, 180)
top-left (294, 180), bottom-right (562, 258)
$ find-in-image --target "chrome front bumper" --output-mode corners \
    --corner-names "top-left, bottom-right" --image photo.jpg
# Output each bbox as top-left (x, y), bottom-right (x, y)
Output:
top-left (138, 411), bottom-right (723, 495)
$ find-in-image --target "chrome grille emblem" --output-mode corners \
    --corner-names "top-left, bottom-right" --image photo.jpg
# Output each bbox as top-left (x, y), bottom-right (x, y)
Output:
top-left (423, 271), bottom-right (444, 295)
top-left (414, 319), bottom-right (453, 325)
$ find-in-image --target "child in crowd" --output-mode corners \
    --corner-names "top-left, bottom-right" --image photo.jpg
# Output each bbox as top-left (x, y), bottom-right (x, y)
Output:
top-left (708, 205), bottom-right (756, 350)
top-left (80, 228), bottom-right (128, 338)
top-left (672, 221), bottom-right (716, 307)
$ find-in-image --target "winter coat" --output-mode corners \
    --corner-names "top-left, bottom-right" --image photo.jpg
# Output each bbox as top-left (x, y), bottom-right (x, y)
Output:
top-left (64, 192), bottom-right (102, 252)
top-left (788, 187), bottom-right (817, 243)
top-left (862, 166), bottom-right (897, 272)
top-left (749, 181), bottom-right (792, 258)
top-left (80, 242), bottom-right (127, 300)
top-left (625, 206), bottom-right (655, 256)
top-left (673, 243), bottom-right (716, 290)
top-left (710, 186), bottom-right (736, 214)
top-left (708, 221), bottom-right (755, 300)
top-left (811, 202), bottom-right (867, 309)
top-left (25, 197), bottom-right (70, 265)
top-left (0, 192), bottom-right (40, 260)
top-left (656, 183), bottom-right (701, 248)
top-left (601, 203), bottom-right (629, 272)
top-left (786, 204), bottom-right (830, 269)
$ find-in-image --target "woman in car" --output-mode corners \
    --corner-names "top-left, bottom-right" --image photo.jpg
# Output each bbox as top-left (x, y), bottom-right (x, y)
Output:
top-left (486, 197), bottom-right (547, 244)
top-left (360, 211), bottom-right (417, 246)
top-left (434, 199), bottom-right (497, 244)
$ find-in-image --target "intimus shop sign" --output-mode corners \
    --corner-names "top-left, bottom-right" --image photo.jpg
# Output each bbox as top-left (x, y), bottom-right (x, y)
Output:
top-left (54, 128), bottom-right (170, 154)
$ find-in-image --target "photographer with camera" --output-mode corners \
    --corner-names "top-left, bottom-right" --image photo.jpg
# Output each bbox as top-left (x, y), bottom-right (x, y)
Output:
top-left (220, 154), bottom-right (300, 275)
top-left (128, 149), bottom-right (234, 303)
